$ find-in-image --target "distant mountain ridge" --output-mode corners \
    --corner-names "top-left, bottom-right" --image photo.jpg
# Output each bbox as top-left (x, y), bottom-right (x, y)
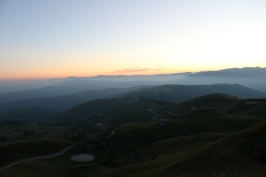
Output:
top-left (0, 67), bottom-right (265, 105)
top-left (0, 83), bottom-right (265, 115)
top-left (49, 83), bottom-right (266, 126)
top-left (0, 86), bottom-right (148, 113)
top-left (120, 84), bottom-right (266, 103)
top-left (179, 67), bottom-right (266, 92)
top-left (0, 107), bottom-right (56, 123)
top-left (0, 81), bottom-right (154, 105)
top-left (189, 67), bottom-right (266, 78)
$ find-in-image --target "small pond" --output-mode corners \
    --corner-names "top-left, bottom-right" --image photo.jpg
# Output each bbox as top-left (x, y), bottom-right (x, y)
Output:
top-left (71, 154), bottom-right (95, 162)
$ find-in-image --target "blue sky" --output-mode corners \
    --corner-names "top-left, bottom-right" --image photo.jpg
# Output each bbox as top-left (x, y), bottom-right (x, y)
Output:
top-left (0, 0), bottom-right (266, 80)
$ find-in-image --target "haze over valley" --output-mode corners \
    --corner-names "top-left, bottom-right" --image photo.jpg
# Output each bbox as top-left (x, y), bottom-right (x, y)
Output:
top-left (1, 67), bottom-right (266, 177)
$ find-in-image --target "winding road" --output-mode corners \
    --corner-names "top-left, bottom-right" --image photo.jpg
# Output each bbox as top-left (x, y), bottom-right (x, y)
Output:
top-left (148, 108), bottom-right (158, 116)
top-left (148, 108), bottom-right (180, 120)
top-left (166, 111), bottom-right (180, 117)
top-left (148, 108), bottom-right (158, 120)
top-left (0, 145), bottom-right (75, 171)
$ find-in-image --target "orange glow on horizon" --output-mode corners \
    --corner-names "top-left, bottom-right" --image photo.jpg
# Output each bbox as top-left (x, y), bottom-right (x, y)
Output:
top-left (1, 65), bottom-right (265, 81)
top-left (0, 68), bottom-right (194, 81)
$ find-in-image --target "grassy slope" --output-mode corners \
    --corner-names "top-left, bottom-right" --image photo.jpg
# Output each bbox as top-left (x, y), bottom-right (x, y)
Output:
top-left (0, 107), bottom-right (57, 123)
top-left (0, 124), bottom-right (67, 141)
top-left (78, 109), bottom-right (263, 168)
top-left (104, 101), bottom-right (158, 117)
top-left (103, 101), bottom-right (170, 124)
top-left (227, 98), bottom-right (266, 118)
top-left (106, 119), bottom-right (266, 177)
top-left (121, 84), bottom-right (266, 104)
top-left (168, 93), bottom-right (239, 115)
top-left (48, 84), bottom-right (265, 127)
top-left (159, 119), bottom-right (266, 176)
top-left (176, 109), bottom-right (263, 133)
top-left (0, 112), bottom-right (265, 177)
top-left (1, 93), bottom-right (266, 177)
top-left (88, 120), bottom-right (266, 177)
top-left (52, 100), bottom-right (173, 140)
top-left (156, 94), bottom-right (266, 120)
top-left (49, 98), bottom-right (126, 124)
top-left (0, 138), bottom-right (73, 167)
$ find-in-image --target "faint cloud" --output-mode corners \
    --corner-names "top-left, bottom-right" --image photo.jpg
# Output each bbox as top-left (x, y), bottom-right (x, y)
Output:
top-left (108, 67), bottom-right (171, 74)
top-left (111, 68), bottom-right (151, 73)
top-left (131, 67), bottom-right (142, 69)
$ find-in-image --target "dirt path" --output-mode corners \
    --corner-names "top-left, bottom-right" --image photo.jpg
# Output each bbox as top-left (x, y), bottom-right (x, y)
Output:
top-left (166, 111), bottom-right (180, 117)
top-left (148, 108), bottom-right (158, 116)
top-left (0, 145), bottom-right (75, 171)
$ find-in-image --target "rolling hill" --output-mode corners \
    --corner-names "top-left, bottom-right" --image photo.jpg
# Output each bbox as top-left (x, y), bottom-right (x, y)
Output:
top-left (46, 84), bottom-right (265, 139)
top-left (227, 98), bottom-right (266, 118)
top-left (0, 107), bottom-right (57, 123)
top-left (164, 93), bottom-right (239, 116)
top-left (0, 91), bottom-right (266, 177)
top-left (120, 84), bottom-right (266, 103)
top-left (180, 67), bottom-right (266, 93)
top-left (0, 86), bottom-right (148, 113)
top-left (66, 109), bottom-right (265, 177)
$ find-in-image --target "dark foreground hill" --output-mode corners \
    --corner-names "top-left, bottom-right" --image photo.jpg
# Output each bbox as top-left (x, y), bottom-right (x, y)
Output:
top-left (164, 93), bottom-right (239, 116)
top-left (43, 84), bottom-right (266, 142)
top-left (0, 90), bottom-right (266, 177)
top-left (1, 108), bottom-right (266, 177)
top-left (88, 115), bottom-right (266, 177)
top-left (50, 84), bottom-right (265, 126)
top-left (0, 83), bottom-right (264, 119)
top-left (227, 98), bottom-right (266, 118)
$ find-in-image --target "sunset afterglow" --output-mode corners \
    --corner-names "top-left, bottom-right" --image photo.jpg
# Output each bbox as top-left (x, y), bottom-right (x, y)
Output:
top-left (1, 0), bottom-right (266, 80)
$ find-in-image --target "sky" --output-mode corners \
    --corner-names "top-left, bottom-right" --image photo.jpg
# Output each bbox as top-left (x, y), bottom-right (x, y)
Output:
top-left (0, 0), bottom-right (266, 80)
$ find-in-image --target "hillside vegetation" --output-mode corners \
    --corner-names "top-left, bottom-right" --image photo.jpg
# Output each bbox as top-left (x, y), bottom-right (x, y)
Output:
top-left (0, 107), bottom-right (57, 123)
top-left (0, 85), bottom-right (266, 177)
top-left (120, 84), bottom-right (266, 103)
top-left (46, 91), bottom-right (265, 142)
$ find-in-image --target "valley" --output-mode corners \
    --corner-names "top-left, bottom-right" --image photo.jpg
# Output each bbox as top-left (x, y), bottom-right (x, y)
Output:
top-left (0, 81), bottom-right (266, 177)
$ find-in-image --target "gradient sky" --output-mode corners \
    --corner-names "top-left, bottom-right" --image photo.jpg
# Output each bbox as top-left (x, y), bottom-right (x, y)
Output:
top-left (1, 0), bottom-right (266, 80)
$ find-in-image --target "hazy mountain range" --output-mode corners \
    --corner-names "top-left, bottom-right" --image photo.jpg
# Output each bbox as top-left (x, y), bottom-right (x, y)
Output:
top-left (0, 67), bottom-right (265, 105)
top-left (0, 68), bottom-right (266, 177)
top-left (0, 67), bottom-right (265, 109)
top-left (1, 83), bottom-right (265, 124)
top-left (0, 66), bottom-right (265, 124)
top-left (0, 86), bottom-right (149, 113)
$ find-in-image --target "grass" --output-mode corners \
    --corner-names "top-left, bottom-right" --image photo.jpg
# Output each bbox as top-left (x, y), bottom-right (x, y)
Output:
top-left (44, 93), bottom-right (265, 142)
top-left (0, 138), bottom-right (73, 167)
top-left (1, 118), bottom-right (266, 177)
top-left (227, 98), bottom-right (266, 118)
top-left (82, 120), bottom-right (266, 177)
top-left (0, 123), bottom-right (67, 141)
top-left (49, 98), bottom-right (125, 124)
top-left (1, 93), bottom-right (266, 177)
top-left (168, 93), bottom-right (239, 115)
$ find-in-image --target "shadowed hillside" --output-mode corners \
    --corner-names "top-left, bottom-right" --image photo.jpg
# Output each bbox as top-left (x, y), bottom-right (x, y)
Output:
top-left (120, 84), bottom-right (266, 103)
top-left (0, 90), bottom-right (266, 177)
top-left (0, 87), bottom-right (147, 113)
top-left (164, 93), bottom-right (239, 116)
top-left (46, 84), bottom-right (266, 141)
top-left (0, 107), bottom-right (57, 123)
top-left (227, 98), bottom-right (266, 118)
